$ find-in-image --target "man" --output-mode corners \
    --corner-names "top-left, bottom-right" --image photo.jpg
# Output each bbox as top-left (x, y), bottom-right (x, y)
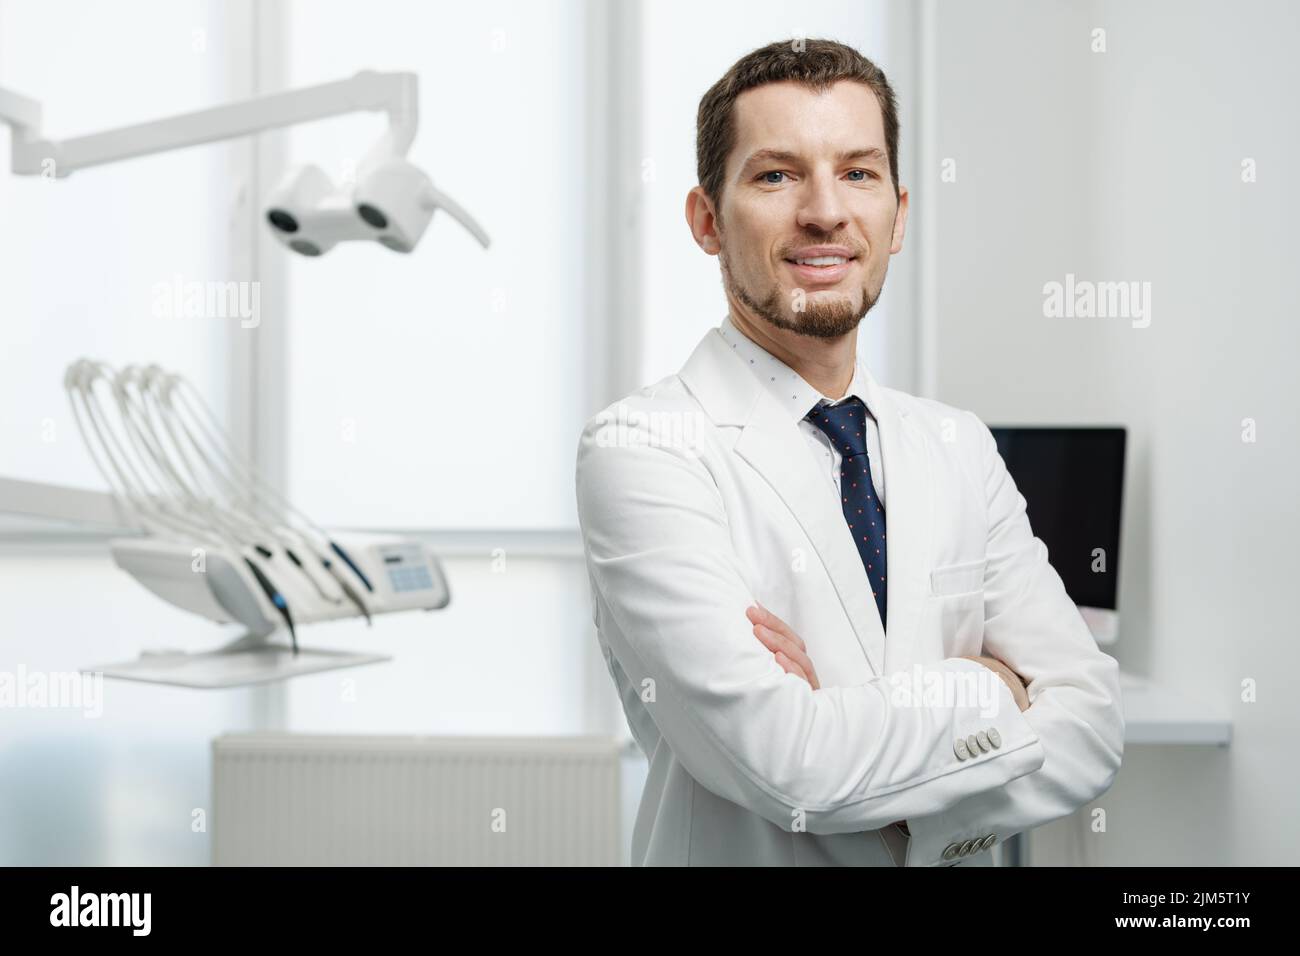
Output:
top-left (574, 38), bottom-right (1123, 866)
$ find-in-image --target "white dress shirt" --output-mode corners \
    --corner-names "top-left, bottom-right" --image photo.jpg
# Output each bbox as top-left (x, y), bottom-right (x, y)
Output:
top-left (717, 314), bottom-right (886, 506)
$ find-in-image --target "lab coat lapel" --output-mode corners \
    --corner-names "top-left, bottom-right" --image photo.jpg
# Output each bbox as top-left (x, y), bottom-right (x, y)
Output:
top-left (680, 329), bottom-right (931, 677)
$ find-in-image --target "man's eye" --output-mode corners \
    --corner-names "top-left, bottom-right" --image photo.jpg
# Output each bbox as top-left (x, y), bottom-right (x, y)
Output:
top-left (759, 171), bottom-right (788, 184)
top-left (847, 169), bottom-right (876, 182)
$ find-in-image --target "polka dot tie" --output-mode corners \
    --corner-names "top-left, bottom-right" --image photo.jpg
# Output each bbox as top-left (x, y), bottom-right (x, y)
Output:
top-left (805, 397), bottom-right (887, 630)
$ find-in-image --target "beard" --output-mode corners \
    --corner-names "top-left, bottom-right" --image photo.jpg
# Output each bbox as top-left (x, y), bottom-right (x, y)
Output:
top-left (721, 247), bottom-right (880, 340)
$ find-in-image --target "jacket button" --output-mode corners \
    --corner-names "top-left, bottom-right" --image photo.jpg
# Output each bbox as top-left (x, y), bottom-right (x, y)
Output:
top-left (942, 843), bottom-right (961, 861)
top-left (966, 734), bottom-right (981, 756)
top-left (958, 839), bottom-right (976, 856)
top-left (976, 730), bottom-right (991, 752)
top-left (954, 738), bottom-right (970, 760)
top-left (988, 727), bottom-right (1002, 748)
top-left (980, 834), bottom-right (996, 851)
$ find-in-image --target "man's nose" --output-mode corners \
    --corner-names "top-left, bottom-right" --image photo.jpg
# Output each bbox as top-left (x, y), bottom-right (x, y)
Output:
top-left (795, 173), bottom-right (849, 234)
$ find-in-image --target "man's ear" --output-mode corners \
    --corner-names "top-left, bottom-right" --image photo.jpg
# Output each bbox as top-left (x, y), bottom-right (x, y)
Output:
top-left (686, 185), bottom-right (722, 255)
top-left (890, 184), bottom-right (910, 255)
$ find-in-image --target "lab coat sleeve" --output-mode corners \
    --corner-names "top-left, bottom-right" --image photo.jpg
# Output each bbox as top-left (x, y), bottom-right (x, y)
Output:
top-left (901, 412), bottom-right (1125, 866)
top-left (574, 406), bottom-right (1046, 837)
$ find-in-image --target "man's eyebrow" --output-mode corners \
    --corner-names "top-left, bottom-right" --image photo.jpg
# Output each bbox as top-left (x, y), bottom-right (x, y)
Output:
top-left (740, 147), bottom-right (888, 170)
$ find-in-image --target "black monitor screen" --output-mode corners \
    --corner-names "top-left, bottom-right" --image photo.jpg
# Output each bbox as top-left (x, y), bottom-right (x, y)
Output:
top-left (988, 427), bottom-right (1126, 611)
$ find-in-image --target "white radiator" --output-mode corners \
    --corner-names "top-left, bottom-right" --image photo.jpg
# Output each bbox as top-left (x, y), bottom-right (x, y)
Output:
top-left (212, 734), bottom-right (624, 866)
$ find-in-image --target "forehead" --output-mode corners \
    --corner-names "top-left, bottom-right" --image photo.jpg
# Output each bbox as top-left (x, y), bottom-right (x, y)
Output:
top-left (729, 79), bottom-right (885, 165)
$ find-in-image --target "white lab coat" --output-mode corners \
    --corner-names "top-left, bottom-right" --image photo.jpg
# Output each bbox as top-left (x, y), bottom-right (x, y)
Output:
top-left (574, 326), bottom-right (1124, 866)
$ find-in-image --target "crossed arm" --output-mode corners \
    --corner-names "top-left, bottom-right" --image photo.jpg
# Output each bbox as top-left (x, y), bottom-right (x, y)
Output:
top-left (747, 601), bottom-right (1033, 837)
top-left (748, 602), bottom-right (1031, 713)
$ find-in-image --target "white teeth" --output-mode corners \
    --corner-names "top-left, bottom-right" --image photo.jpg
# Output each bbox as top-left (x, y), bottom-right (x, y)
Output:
top-left (794, 255), bottom-right (849, 266)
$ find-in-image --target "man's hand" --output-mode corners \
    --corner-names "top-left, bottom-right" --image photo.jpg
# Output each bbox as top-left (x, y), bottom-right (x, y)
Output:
top-left (960, 655), bottom-right (1031, 712)
top-left (746, 604), bottom-right (820, 690)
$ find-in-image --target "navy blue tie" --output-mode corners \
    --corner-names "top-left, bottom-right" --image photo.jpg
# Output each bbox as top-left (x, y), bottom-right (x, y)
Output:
top-left (806, 398), bottom-right (887, 629)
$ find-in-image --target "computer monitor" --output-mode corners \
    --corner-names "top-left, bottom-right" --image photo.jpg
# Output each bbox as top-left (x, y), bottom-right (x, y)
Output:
top-left (987, 426), bottom-right (1126, 645)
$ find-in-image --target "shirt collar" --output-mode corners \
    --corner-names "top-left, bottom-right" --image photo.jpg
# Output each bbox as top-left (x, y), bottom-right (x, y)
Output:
top-left (717, 314), bottom-right (876, 422)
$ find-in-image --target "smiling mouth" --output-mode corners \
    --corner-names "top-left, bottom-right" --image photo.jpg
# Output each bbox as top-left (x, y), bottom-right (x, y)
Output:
top-left (782, 255), bottom-right (858, 285)
top-left (784, 254), bottom-right (857, 267)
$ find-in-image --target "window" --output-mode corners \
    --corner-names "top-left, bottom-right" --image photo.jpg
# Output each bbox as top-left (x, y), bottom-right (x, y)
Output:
top-left (0, 0), bottom-right (239, 491)
top-left (280, 0), bottom-right (592, 530)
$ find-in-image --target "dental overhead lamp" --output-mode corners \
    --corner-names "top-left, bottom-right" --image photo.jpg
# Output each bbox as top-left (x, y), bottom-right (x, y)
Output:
top-left (0, 70), bottom-right (490, 255)
top-left (0, 72), bottom-right (482, 687)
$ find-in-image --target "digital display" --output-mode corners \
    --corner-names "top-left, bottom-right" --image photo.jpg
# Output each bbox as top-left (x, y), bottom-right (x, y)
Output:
top-left (378, 544), bottom-right (435, 593)
top-left (989, 427), bottom-right (1126, 611)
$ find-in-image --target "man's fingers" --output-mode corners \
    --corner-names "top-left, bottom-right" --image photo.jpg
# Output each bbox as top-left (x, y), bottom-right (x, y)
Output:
top-left (752, 622), bottom-right (802, 664)
top-left (773, 651), bottom-right (810, 685)
top-left (754, 625), bottom-right (819, 689)
top-left (745, 604), bottom-right (806, 651)
top-left (747, 606), bottom-right (818, 689)
top-left (765, 608), bottom-right (805, 650)
top-left (963, 654), bottom-right (1030, 712)
top-left (751, 622), bottom-right (790, 656)
top-left (775, 650), bottom-right (820, 691)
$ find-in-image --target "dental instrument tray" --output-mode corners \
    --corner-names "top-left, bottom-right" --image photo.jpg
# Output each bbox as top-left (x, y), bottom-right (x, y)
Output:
top-left (64, 359), bottom-right (450, 687)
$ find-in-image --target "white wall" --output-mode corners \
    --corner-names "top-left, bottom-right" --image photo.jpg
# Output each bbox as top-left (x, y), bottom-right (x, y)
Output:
top-left (926, 0), bottom-right (1300, 864)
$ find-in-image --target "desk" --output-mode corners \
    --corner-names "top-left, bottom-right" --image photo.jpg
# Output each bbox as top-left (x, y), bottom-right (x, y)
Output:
top-left (1116, 671), bottom-right (1233, 746)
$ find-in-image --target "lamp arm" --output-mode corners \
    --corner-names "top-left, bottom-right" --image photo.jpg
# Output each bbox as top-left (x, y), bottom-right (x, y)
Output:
top-left (0, 70), bottom-right (417, 178)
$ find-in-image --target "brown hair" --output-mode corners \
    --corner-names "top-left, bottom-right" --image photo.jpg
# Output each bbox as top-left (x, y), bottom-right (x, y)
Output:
top-left (695, 38), bottom-right (901, 212)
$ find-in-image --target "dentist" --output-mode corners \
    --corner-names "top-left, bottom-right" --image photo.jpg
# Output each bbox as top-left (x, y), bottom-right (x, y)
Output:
top-left (575, 38), bottom-right (1124, 866)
